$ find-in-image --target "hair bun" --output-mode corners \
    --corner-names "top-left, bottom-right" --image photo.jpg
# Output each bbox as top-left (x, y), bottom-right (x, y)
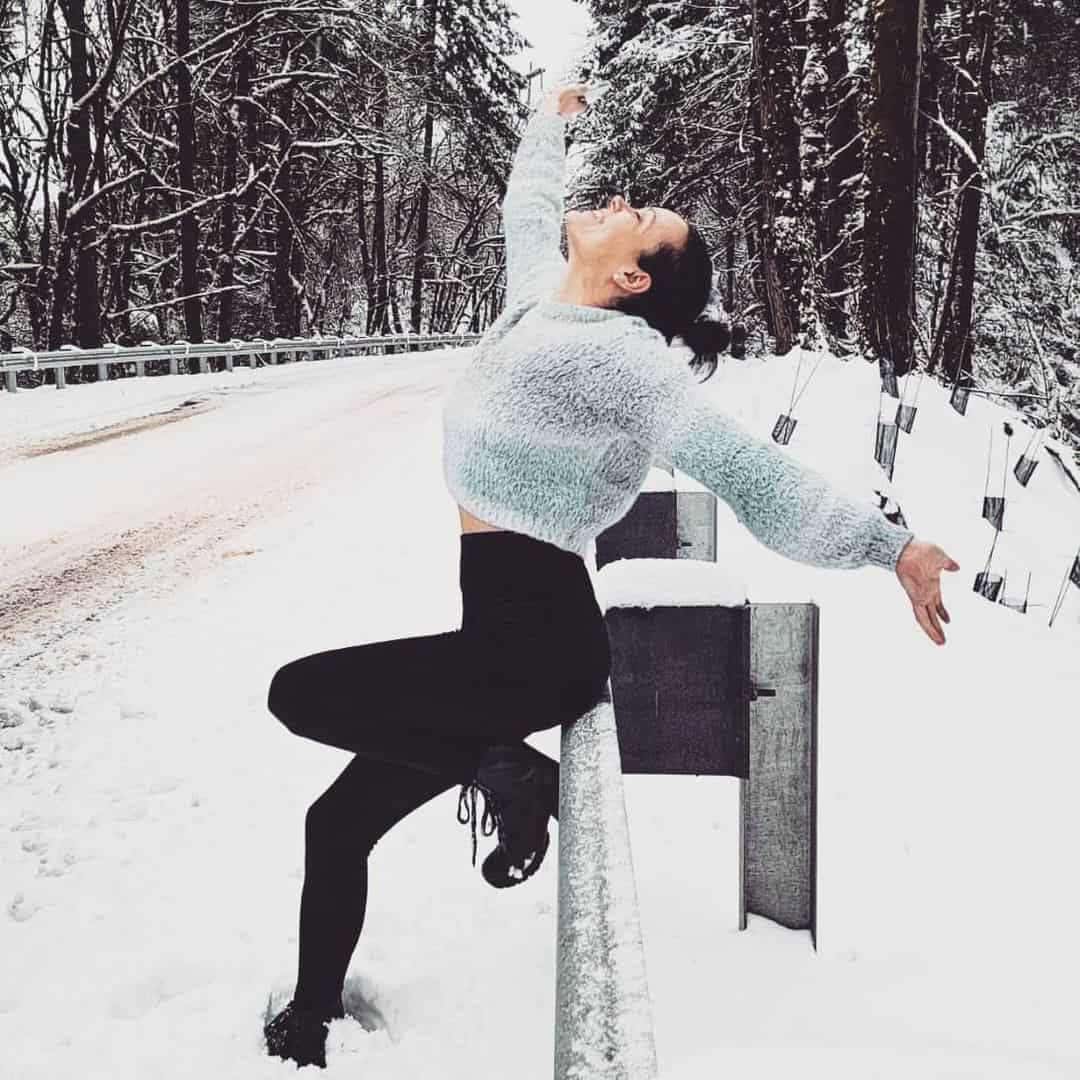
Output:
top-left (680, 318), bottom-right (731, 359)
top-left (730, 323), bottom-right (747, 359)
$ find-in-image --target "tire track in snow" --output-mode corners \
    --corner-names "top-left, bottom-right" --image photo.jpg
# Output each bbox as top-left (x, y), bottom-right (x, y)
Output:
top-left (0, 373), bottom-right (445, 677)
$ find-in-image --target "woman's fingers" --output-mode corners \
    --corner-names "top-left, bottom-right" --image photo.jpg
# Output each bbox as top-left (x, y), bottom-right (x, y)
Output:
top-left (913, 604), bottom-right (935, 643)
top-left (914, 603), bottom-right (944, 645)
top-left (925, 603), bottom-right (945, 644)
top-left (894, 539), bottom-right (957, 644)
top-left (933, 553), bottom-right (955, 622)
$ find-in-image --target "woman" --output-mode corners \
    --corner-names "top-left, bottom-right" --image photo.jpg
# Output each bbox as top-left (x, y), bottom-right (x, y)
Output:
top-left (263, 83), bottom-right (958, 1068)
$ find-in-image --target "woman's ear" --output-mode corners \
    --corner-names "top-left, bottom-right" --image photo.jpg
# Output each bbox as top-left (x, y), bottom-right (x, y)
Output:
top-left (612, 266), bottom-right (652, 298)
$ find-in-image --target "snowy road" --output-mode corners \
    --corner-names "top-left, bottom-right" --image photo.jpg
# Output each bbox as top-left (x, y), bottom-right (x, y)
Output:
top-left (1, 360), bottom-right (447, 672)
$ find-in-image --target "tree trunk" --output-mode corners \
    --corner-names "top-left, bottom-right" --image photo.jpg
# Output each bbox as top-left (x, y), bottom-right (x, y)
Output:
top-left (410, 0), bottom-right (438, 333)
top-left (31, 5), bottom-right (59, 354)
top-left (725, 230), bottom-right (736, 315)
top-left (745, 225), bottom-right (771, 336)
top-left (273, 35), bottom-right (298, 338)
top-left (716, 182), bottom-right (737, 313)
top-left (920, 0), bottom-right (952, 360)
top-left (218, 36), bottom-right (252, 343)
top-left (860, 0), bottom-right (926, 380)
top-left (936, 0), bottom-right (995, 384)
top-left (798, 0), bottom-right (834, 347)
top-left (57, 0), bottom-right (103, 354)
top-left (823, 0), bottom-right (858, 340)
top-left (746, 72), bottom-right (772, 336)
top-left (356, 151), bottom-right (376, 329)
top-left (175, 0), bottom-right (203, 350)
top-left (751, 0), bottom-right (803, 353)
top-left (370, 65), bottom-right (391, 335)
top-left (116, 163), bottom-right (151, 345)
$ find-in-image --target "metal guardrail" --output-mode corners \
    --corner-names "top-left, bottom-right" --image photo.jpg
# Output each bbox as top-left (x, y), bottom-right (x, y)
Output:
top-left (554, 470), bottom-right (820, 1075)
top-left (555, 682), bottom-right (659, 1080)
top-left (0, 332), bottom-right (482, 391)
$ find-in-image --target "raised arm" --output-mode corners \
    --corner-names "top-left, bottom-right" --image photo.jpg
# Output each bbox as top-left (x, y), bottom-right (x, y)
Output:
top-left (599, 333), bottom-right (916, 572)
top-left (502, 86), bottom-right (592, 305)
top-left (502, 106), bottom-right (568, 304)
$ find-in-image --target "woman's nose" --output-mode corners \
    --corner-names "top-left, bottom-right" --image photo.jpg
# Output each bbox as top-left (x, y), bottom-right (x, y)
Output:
top-left (609, 194), bottom-right (627, 212)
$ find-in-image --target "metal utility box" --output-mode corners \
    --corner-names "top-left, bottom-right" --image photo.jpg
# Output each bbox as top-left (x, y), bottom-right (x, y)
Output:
top-left (605, 599), bottom-right (818, 942)
top-left (597, 463), bottom-right (820, 946)
top-left (596, 480), bottom-right (717, 568)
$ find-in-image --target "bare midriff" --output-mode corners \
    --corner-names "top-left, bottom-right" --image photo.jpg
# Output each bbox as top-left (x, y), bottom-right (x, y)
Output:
top-left (458, 504), bottom-right (507, 534)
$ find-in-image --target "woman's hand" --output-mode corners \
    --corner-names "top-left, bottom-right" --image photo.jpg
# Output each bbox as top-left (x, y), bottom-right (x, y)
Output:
top-left (541, 83), bottom-right (591, 119)
top-left (895, 538), bottom-right (960, 646)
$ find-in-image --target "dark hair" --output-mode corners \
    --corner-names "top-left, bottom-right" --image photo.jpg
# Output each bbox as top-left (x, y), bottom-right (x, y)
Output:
top-left (609, 221), bottom-right (732, 370)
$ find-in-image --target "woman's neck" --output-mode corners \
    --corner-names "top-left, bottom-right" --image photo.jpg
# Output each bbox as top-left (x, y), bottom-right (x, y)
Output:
top-left (552, 265), bottom-right (615, 310)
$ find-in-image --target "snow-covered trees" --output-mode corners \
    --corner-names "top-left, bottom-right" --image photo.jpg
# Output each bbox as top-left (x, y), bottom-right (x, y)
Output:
top-left (0, 0), bottom-right (529, 374)
top-left (570, 0), bottom-right (1078, 451)
top-left (0, 0), bottom-right (1077, 452)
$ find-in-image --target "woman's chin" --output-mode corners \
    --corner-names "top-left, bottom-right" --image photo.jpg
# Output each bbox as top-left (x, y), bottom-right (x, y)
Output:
top-left (566, 212), bottom-right (599, 245)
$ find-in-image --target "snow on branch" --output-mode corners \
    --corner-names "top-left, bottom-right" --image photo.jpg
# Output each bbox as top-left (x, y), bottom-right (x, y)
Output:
top-left (103, 184), bottom-right (250, 236)
top-left (67, 169), bottom-right (146, 220)
top-left (921, 107), bottom-right (981, 168)
top-left (107, 285), bottom-right (246, 319)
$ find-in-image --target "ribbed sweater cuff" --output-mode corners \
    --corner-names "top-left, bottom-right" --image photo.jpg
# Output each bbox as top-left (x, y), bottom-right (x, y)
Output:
top-left (866, 521), bottom-right (915, 573)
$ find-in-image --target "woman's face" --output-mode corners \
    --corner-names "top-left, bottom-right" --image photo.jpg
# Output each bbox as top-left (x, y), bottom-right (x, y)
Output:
top-left (565, 195), bottom-right (689, 293)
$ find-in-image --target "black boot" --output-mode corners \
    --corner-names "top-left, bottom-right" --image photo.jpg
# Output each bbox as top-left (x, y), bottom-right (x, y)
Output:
top-left (264, 998), bottom-right (344, 1069)
top-left (457, 742), bottom-right (559, 889)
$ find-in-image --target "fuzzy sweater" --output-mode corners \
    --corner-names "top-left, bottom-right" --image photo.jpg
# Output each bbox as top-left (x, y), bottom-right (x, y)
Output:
top-left (441, 106), bottom-right (915, 571)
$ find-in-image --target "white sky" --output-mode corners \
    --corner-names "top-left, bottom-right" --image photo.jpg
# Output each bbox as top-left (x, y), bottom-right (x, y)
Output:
top-left (506, 0), bottom-right (593, 89)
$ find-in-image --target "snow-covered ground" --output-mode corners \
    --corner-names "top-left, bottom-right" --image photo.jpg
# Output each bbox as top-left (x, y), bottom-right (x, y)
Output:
top-left (1, 345), bottom-right (1077, 1079)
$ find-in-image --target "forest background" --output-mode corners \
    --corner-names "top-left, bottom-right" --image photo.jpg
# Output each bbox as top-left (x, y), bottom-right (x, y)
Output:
top-left (0, 0), bottom-right (1077, 458)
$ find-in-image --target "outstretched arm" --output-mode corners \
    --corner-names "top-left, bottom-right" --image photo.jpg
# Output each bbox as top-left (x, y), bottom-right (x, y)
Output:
top-left (595, 330), bottom-right (960, 643)
top-left (602, 336), bottom-right (915, 571)
top-left (502, 86), bottom-right (589, 305)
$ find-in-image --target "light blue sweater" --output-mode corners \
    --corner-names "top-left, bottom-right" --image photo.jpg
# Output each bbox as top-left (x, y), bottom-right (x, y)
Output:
top-left (441, 106), bottom-right (915, 571)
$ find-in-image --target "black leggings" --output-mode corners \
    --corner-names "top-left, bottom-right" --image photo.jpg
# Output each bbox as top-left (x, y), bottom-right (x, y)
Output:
top-left (266, 529), bottom-right (612, 1015)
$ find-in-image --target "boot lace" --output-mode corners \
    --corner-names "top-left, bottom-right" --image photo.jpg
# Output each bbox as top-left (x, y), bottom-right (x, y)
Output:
top-left (456, 781), bottom-right (499, 867)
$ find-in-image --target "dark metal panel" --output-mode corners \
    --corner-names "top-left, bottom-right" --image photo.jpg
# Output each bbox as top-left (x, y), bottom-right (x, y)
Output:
top-left (597, 490), bottom-right (717, 568)
top-left (596, 491), bottom-right (677, 569)
top-left (606, 605), bottom-right (750, 777)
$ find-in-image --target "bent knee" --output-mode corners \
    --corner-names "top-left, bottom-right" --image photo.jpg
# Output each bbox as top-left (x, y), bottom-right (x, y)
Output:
top-left (267, 662), bottom-right (304, 732)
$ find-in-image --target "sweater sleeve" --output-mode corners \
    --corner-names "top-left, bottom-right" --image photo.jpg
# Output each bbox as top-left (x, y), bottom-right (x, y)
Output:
top-left (503, 108), bottom-right (570, 305)
top-left (600, 335), bottom-right (915, 573)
